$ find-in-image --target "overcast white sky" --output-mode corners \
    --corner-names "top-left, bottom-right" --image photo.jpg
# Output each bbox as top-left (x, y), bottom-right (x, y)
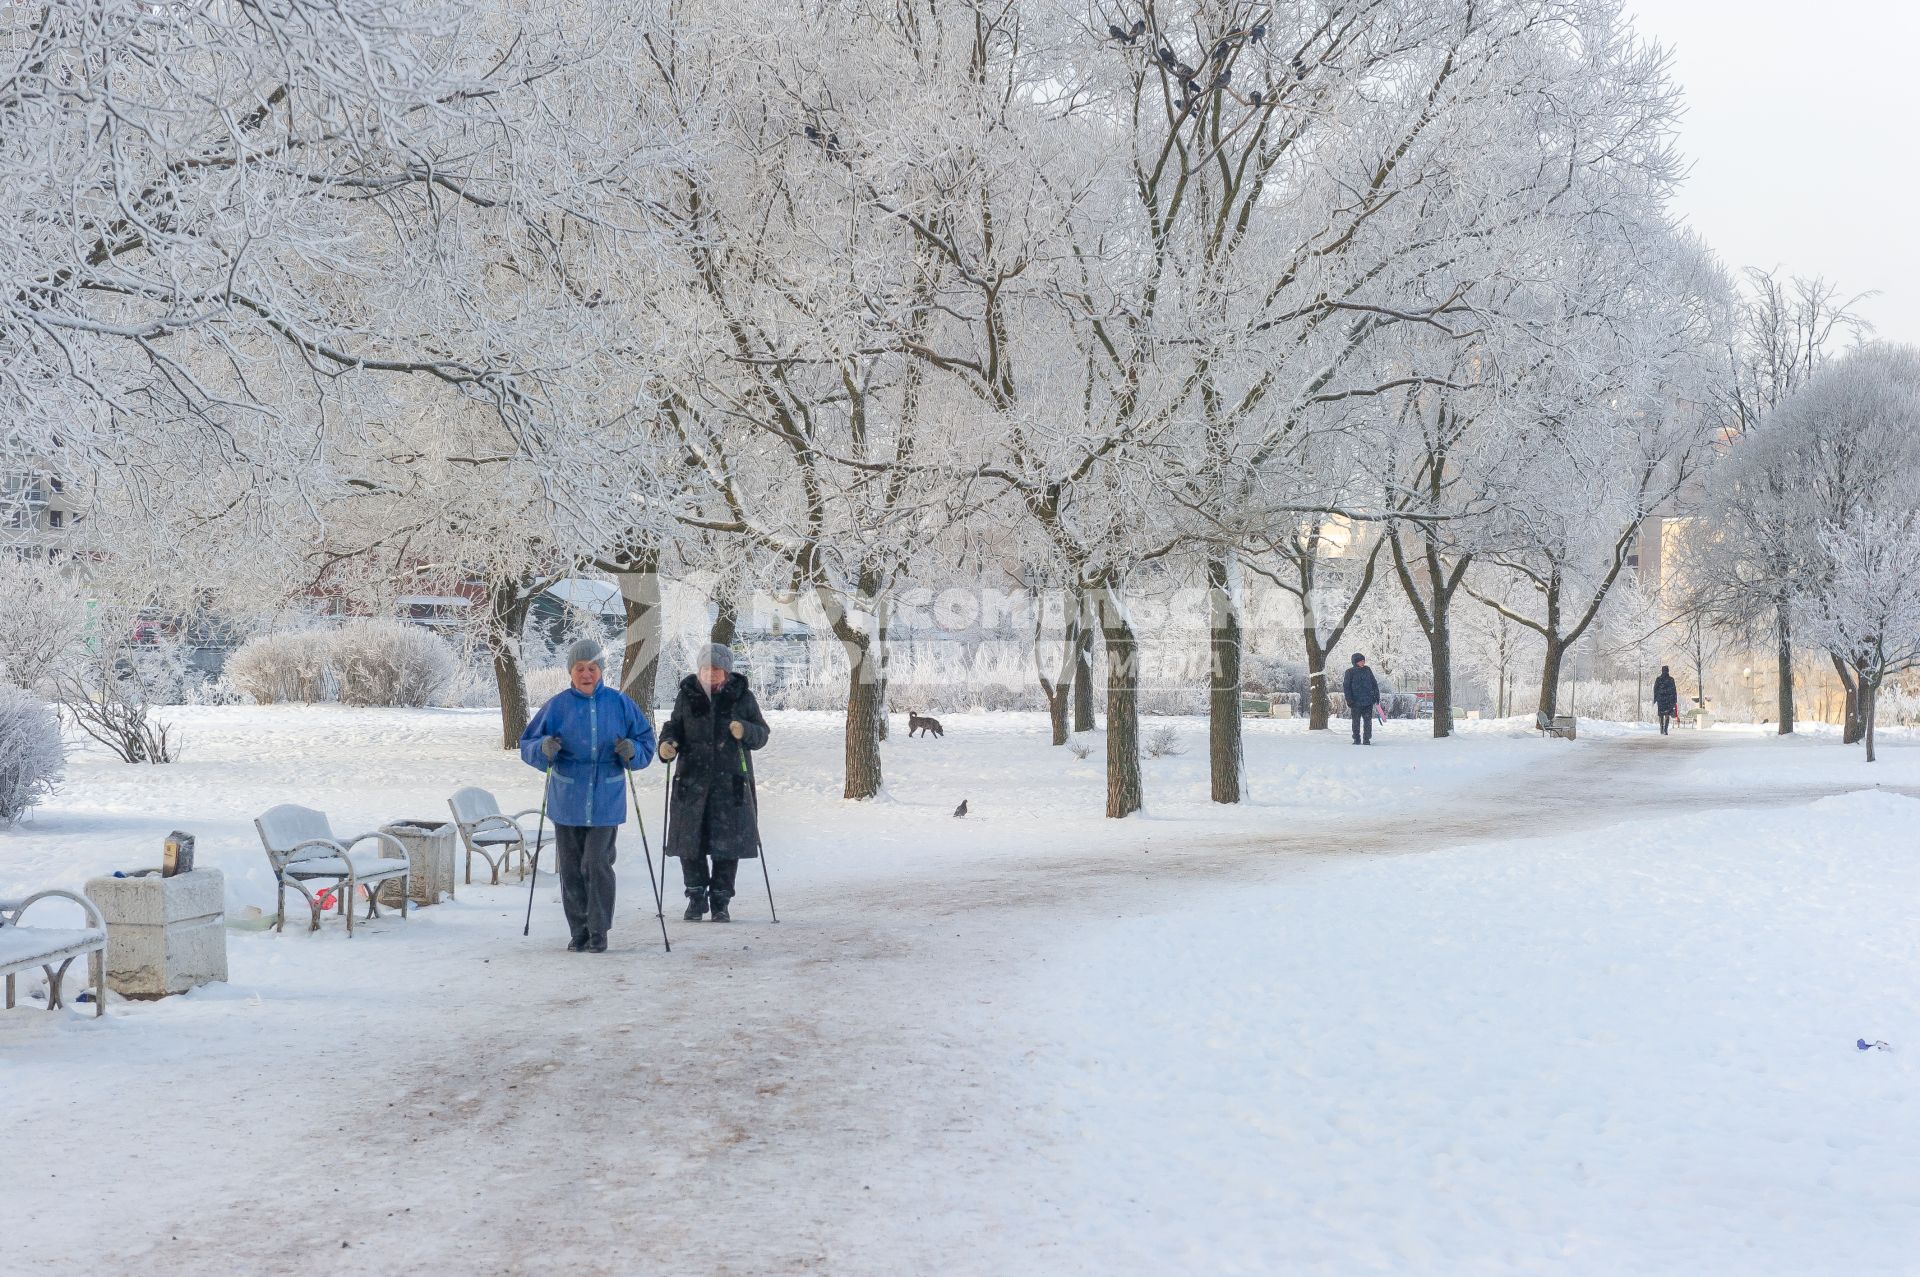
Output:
top-left (1625, 1), bottom-right (1920, 344)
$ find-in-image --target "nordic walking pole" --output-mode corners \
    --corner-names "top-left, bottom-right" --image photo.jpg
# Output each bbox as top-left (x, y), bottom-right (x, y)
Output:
top-left (742, 746), bottom-right (777, 923)
top-left (625, 765), bottom-right (671, 953)
top-left (522, 763), bottom-right (552, 937)
top-left (659, 758), bottom-right (674, 918)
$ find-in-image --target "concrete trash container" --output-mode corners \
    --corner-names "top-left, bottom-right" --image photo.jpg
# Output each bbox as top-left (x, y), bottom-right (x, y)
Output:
top-left (84, 868), bottom-right (229, 1000)
top-left (377, 820), bottom-right (457, 907)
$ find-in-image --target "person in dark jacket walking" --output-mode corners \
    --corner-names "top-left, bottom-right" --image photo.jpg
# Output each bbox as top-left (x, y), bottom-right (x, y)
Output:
top-left (1653, 665), bottom-right (1679, 734)
top-left (656, 644), bottom-right (770, 923)
top-left (518, 640), bottom-right (655, 953)
top-left (1342, 653), bottom-right (1381, 745)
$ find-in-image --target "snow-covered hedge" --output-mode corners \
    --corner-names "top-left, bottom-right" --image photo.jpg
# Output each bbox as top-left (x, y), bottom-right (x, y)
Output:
top-left (225, 631), bottom-right (337, 704)
top-left (333, 620), bottom-right (455, 707)
top-left (0, 685), bottom-right (64, 823)
top-left (226, 623), bottom-right (454, 707)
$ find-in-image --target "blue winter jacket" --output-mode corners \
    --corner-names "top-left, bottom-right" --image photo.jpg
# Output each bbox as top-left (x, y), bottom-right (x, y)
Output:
top-left (518, 685), bottom-right (656, 827)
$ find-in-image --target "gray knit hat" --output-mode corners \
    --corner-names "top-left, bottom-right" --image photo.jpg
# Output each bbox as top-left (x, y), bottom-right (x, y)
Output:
top-left (700, 643), bottom-right (735, 674)
top-left (564, 639), bottom-right (606, 671)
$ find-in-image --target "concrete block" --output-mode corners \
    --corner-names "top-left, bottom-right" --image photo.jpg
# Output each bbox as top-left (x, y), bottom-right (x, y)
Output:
top-left (84, 868), bottom-right (228, 999)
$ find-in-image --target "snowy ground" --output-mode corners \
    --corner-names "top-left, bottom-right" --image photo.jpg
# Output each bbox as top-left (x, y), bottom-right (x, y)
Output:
top-left (4, 708), bottom-right (1917, 1275)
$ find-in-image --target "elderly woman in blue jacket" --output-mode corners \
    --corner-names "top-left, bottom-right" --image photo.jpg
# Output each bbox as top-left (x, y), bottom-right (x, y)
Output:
top-left (518, 640), bottom-right (656, 952)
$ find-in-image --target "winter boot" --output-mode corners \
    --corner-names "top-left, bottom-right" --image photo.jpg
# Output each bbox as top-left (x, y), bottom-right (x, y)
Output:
top-left (709, 899), bottom-right (731, 923)
top-left (566, 935), bottom-right (587, 953)
top-left (683, 894), bottom-right (707, 922)
top-left (586, 934), bottom-right (608, 953)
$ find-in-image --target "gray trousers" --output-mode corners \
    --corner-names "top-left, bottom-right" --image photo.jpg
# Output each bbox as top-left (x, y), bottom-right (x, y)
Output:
top-left (679, 855), bottom-right (739, 903)
top-left (554, 824), bottom-right (617, 942)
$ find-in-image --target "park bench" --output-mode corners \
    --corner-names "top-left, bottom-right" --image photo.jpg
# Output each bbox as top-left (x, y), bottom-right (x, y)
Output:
top-left (254, 804), bottom-right (411, 936)
top-left (1535, 711), bottom-right (1577, 740)
top-left (446, 787), bottom-right (548, 885)
top-left (2, 890), bottom-right (107, 1016)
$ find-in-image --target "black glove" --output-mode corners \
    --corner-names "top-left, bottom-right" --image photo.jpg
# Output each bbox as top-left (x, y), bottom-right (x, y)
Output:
top-left (541, 735), bottom-right (563, 761)
top-left (614, 737), bottom-right (636, 763)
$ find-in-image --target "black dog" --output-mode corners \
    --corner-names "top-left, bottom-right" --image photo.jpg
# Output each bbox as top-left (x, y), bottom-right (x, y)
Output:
top-left (908, 712), bottom-right (945, 738)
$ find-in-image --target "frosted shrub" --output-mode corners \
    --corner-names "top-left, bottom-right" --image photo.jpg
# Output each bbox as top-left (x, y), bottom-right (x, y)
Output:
top-left (1562, 679), bottom-right (1642, 723)
top-left (226, 624), bottom-right (455, 707)
top-left (332, 620), bottom-right (455, 707)
top-left (0, 685), bottom-right (65, 822)
top-left (0, 559), bottom-right (89, 694)
top-left (225, 631), bottom-right (338, 704)
top-left (1144, 723), bottom-right (1185, 758)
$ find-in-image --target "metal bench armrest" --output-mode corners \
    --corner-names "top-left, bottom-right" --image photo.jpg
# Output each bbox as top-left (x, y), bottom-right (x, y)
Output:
top-left (470, 814), bottom-right (525, 841)
top-left (4, 888), bottom-right (107, 932)
top-left (339, 830), bottom-right (408, 861)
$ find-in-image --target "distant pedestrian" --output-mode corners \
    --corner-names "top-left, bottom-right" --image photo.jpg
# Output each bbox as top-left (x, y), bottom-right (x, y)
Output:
top-left (519, 640), bottom-right (656, 953)
top-left (1654, 665), bottom-right (1679, 735)
top-left (1342, 653), bottom-right (1381, 745)
top-left (656, 644), bottom-right (769, 923)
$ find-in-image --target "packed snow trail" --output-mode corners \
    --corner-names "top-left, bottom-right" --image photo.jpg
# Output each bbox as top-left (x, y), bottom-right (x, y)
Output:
top-left (8, 730), bottom-right (1916, 1276)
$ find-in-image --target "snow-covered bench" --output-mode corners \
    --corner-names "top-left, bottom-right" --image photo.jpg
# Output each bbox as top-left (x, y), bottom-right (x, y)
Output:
top-left (1536, 711), bottom-right (1577, 741)
top-left (255, 805), bottom-right (411, 936)
top-left (2, 890), bottom-right (107, 1016)
top-left (447, 787), bottom-right (546, 885)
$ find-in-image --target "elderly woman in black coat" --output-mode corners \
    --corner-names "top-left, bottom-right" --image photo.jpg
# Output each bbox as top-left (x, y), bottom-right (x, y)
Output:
top-left (655, 644), bottom-right (771, 922)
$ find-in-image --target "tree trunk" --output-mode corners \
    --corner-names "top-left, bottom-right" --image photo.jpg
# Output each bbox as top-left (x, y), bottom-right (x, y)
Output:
top-left (839, 626), bottom-right (884, 799)
top-left (1045, 680), bottom-right (1072, 744)
top-left (1206, 555), bottom-right (1245, 803)
top-left (1862, 674), bottom-right (1879, 762)
top-left (613, 549), bottom-right (663, 714)
top-left (1038, 600), bottom-right (1078, 746)
top-left (1387, 531), bottom-right (1464, 739)
top-left (1422, 596), bottom-right (1457, 737)
top-left (1774, 598), bottom-right (1795, 735)
top-left (1537, 634), bottom-right (1565, 721)
top-left (1073, 591), bottom-right (1097, 733)
top-left (1096, 583), bottom-right (1142, 818)
top-left (1303, 627), bottom-right (1332, 730)
top-left (486, 580), bottom-right (532, 749)
top-left (710, 593), bottom-right (737, 649)
top-left (1830, 652), bottom-right (1864, 743)
top-left (875, 595), bottom-right (890, 743)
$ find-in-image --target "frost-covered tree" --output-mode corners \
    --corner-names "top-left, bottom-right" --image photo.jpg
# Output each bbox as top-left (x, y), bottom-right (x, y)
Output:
top-left (1803, 512), bottom-right (1920, 762)
top-left (1465, 233), bottom-right (1729, 720)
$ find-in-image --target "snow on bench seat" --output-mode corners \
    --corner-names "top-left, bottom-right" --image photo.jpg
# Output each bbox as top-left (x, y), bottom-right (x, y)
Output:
top-left (1, 890), bottom-right (108, 1016)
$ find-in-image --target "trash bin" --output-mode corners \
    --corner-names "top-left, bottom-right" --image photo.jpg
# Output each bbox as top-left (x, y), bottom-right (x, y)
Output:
top-left (376, 821), bottom-right (457, 908)
top-left (84, 868), bottom-right (228, 999)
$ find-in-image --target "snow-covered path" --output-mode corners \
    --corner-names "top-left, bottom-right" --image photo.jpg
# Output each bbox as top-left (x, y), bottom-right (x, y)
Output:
top-left (8, 724), bottom-right (1918, 1275)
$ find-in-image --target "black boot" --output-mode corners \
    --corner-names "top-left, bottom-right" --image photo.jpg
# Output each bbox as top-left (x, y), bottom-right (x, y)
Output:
top-left (586, 934), bottom-right (608, 953)
top-left (709, 898), bottom-right (731, 923)
top-left (683, 894), bottom-right (707, 922)
top-left (566, 936), bottom-right (586, 952)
